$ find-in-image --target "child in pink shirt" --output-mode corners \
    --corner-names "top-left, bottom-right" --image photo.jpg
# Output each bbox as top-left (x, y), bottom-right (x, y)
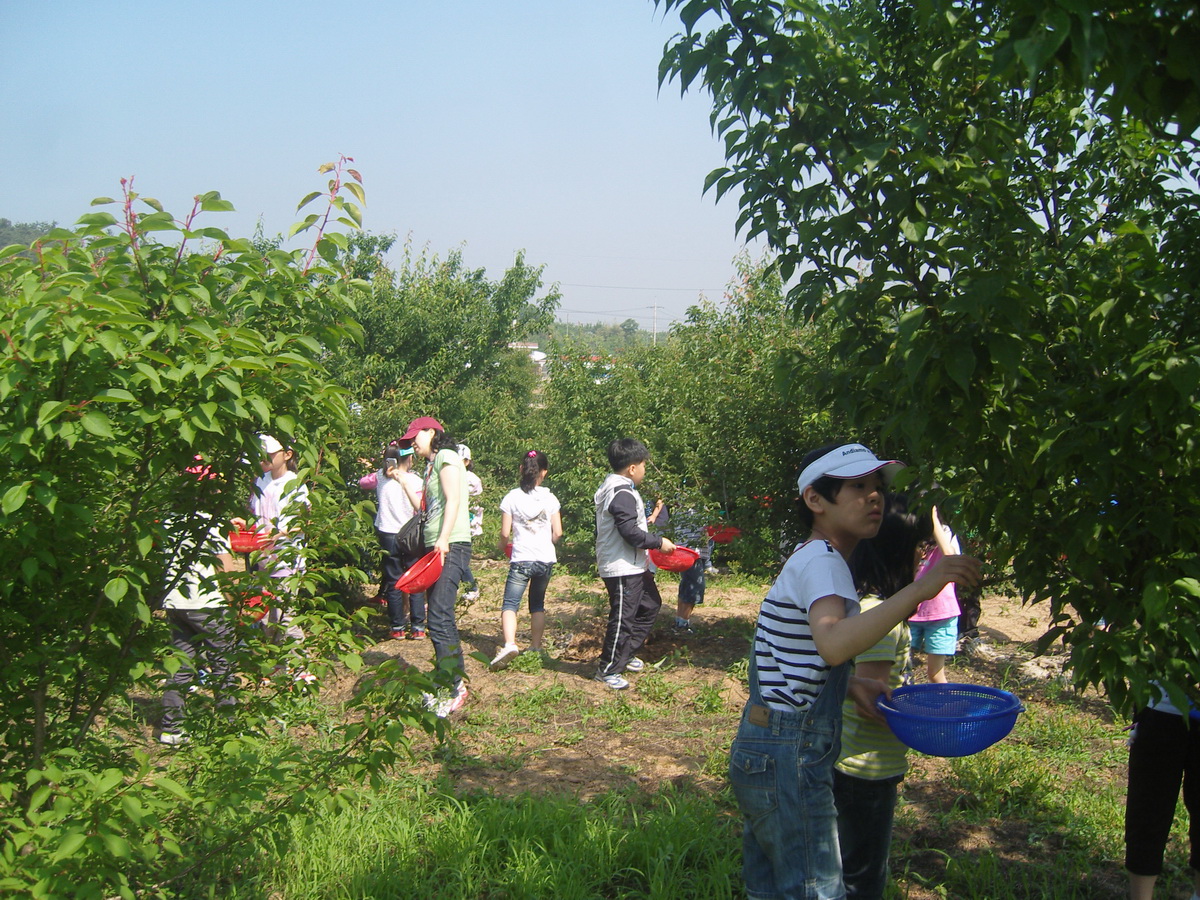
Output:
top-left (908, 505), bottom-right (961, 683)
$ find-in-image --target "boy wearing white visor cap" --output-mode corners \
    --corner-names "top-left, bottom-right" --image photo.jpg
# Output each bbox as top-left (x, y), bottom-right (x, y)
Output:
top-left (729, 442), bottom-right (981, 900)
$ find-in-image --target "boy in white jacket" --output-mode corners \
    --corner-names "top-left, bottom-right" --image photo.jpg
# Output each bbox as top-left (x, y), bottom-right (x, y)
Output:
top-left (592, 438), bottom-right (675, 690)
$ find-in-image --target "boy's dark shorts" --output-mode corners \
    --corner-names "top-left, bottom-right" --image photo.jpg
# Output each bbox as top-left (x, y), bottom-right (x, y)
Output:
top-left (678, 558), bottom-right (706, 606)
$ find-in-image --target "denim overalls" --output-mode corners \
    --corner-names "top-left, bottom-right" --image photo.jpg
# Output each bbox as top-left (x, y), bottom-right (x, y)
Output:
top-left (729, 650), bottom-right (850, 900)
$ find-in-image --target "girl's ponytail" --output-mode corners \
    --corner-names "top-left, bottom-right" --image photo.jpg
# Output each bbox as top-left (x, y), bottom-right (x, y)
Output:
top-left (520, 450), bottom-right (548, 493)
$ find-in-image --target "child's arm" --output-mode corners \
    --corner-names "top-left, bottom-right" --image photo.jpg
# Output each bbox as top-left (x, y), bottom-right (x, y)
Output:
top-left (930, 506), bottom-right (960, 557)
top-left (499, 511), bottom-right (512, 554)
top-left (811, 554), bottom-right (980, 665)
top-left (398, 472), bottom-right (422, 513)
top-left (551, 510), bottom-right (563, 544)
top-left (847, 660), bottom-right (893, 725)
top-left (609, 490), bottom-right (675, 553)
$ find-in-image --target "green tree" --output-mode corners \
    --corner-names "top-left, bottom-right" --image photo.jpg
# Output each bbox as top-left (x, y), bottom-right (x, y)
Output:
top-left (530, 254), bottom-right (844, 570)
top-left (657, 0), bottom-right (1200, 710)
top-left (0, 163), bottom-right (437, 896)
top-left (328, 240), bottom-right (559, 401)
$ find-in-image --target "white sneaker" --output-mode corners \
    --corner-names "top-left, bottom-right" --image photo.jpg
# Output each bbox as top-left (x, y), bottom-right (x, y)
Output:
top-left (159, 731), bottom-right (188, 746)
top-left (594, 672), bottom-right (629, 690)
top-left (625, 657), bottom-right (645, 673)
top-left (490, 644), bottom-right (521, 671)
top-left (434, 685), bottom-right (469, 718)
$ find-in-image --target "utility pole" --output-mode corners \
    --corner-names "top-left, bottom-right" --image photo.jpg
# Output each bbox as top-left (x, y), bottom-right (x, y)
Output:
top-left (651, 305), bottom-right (659, 346)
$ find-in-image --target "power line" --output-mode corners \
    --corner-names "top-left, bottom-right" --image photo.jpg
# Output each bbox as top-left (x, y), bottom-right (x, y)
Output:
top-left (560, 282), bottom-right (722, 292)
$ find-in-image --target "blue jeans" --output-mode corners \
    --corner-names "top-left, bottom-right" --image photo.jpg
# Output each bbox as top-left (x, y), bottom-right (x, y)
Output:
top-left (730, 656), bottom-right (849, 900)
top-left (376, 528), bottom-right (425, 630)
top-left (502, 560), bottom-right (553, 614)
top-left (426, 541), bottom-right (470, 690)
top-left (833, 769), bottom-right (901, 900)
top-left (678, 557), bottom-right (706, 606)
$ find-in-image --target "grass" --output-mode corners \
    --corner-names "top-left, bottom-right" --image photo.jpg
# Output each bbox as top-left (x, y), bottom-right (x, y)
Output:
top-left (234, 780), bottom-right (743, 900)
top-left (164, 568), bottom-right (1200, 899)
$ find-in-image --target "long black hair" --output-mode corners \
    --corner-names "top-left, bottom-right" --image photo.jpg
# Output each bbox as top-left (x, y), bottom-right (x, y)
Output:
top-left (520, 450), bottom-right (548, 493)
top-left (850, 493), bottom-right (933, 599)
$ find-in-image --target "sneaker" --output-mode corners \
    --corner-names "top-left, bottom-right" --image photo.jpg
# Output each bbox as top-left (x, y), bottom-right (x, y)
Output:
top-left (432, 685), bottom-right (469, 718)
top-left (594, 672), bottom-right (630, 690)
top-left (390, 629), bottom-right (406, 641)
top-left (704, 565), bottom-right (718, 575)
top-left (490, 644), bottom-right (521, 671)
top-left (409, 627), bottom-right (426, 640)
top-left (462, 590), bottom-right (480, 603)
top-left (673, 620), bottom-right (695, 635)
top-left (625, 657), bottom-right (645, 673)
top-left (293, 669), bottom-right (318, 686)
top-left (159, 731), bottom-right (188, 746)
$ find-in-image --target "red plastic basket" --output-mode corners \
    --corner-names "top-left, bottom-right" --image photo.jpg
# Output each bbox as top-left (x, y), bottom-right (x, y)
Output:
top-left (706, 525), bottom-right (742, 544)
top-left (396, 549), bottom-right (443, 594)
top-left (229, 528), bottom-right (266, 554)
top-left (649, 546), bottom-right (700, 572)
top-left (241, 592), bottom-right (271, 624)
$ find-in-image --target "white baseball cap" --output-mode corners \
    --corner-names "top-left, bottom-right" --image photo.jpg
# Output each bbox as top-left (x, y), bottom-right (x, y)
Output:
top-left (259, 434), bottom-right (284, 455)
top-left (797, 444), bottom-right (904, 494)
top-left (457, 443), bottom-right (472, 461)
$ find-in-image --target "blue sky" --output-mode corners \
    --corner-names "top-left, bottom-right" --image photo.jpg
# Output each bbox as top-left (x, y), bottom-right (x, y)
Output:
top-left (1, 1), bottom-right (759, 328)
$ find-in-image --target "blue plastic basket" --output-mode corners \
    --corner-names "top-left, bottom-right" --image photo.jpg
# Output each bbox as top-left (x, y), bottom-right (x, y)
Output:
top-left (877, 683), bottom-right (1024, 757)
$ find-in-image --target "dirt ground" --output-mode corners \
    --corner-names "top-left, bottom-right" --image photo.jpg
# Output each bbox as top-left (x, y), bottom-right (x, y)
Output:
top-left (344, 558), bottom-right (1071, 798)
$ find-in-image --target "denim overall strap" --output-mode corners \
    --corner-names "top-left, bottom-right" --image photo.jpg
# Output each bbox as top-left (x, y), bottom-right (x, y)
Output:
top-left (747, 644), bottom-right (850, 723)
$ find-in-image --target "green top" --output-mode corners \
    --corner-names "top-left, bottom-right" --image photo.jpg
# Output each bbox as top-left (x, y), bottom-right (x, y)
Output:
top-left (423, 448), bottom-right (471, 546)
top-left (836, 595), bottom-right (911, 780)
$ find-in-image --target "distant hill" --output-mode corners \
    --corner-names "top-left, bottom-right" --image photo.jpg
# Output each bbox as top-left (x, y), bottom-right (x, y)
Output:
top-left (530, 318), bottom-right (653, 354)
top-left (0, 218), bottom-right (56, 248)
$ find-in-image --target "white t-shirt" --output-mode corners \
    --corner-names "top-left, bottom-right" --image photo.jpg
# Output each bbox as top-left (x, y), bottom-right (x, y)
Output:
top-left (752, 539), bottom-right (859, 711)
top-left (249, 470), bottom-right (310, 577)
top-left (163, 515), bottom-right (229, 611)
top-left (376, 469), bottom-right (421, 534)
top-left (500, 486), bottom-right (561, 564)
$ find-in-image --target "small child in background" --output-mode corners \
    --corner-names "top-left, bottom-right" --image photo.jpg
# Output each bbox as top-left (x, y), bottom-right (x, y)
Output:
top-left (836, 493), bottom-right (924, 899)
top-left (671, 506), bottom-right (713, 635)
top-left (491, 450), bottom-right (562, 669)
top-left (458, 444), bottom-right (484, 603)
top-left (593, 438), bottom-right (675, 690)
top-left (907, 505), bottom-right (961, 683)
top-left (232, 433), bottom-right (312, 683)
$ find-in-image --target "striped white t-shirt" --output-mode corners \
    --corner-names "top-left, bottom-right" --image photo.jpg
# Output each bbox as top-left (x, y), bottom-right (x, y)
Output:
top-left (753, 539), bottom-right (859, 711)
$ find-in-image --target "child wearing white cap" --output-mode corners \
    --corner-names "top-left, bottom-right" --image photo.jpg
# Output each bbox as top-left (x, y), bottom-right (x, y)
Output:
top-left (729, 442), bottom-right (981, 900)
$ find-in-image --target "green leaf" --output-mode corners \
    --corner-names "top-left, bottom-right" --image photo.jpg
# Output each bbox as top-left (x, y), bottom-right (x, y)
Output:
top-left (104, 577), bottom-right (129, 603)
top-left (80, 409), bottom-right (116, 439)
top-left (2, 482), bottom-right (31, 516)
top-left (155, 776), bottom-right (193, 802)
top-left (899, 217), bottom-right (927, 243)
top-left (75, 212), bottom-right (118, 227)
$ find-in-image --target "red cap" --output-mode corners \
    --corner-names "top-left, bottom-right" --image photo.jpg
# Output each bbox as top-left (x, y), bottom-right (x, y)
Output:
top-left (400, 416), bottom-right (444, 441)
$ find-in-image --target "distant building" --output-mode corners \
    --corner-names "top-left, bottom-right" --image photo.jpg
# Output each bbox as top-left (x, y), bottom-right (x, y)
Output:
top-left (508, 342), bottom-right (548, 379)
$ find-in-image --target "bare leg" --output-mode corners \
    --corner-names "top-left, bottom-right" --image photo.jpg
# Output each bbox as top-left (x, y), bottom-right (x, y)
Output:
top-left (530, 610), bottom-right (545, 650)
top-left (1128, 873), bottom-right (1155, 900)
top-left (501, 609), bottom-right (518, 647)
top-left (676, 600), bottom-right (695, 622)
top-left (927, 653), bottom-right (948, 683)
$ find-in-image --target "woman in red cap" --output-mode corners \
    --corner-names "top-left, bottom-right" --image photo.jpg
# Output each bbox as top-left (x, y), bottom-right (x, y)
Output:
top-left (400, 416), bottom-right (471, 716)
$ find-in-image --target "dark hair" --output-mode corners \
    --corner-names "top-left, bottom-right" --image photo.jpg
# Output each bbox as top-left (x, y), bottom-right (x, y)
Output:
top-left (796, 442), bottom-right (847, 530)
top-left (607, 438), bottom-right (650, 472)
top-left (520, 450), bottom-right (548, 492)
top-left (430, 430), bottom-right (459, 455)
top-left (849, 493), bottom-right (932, 598)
